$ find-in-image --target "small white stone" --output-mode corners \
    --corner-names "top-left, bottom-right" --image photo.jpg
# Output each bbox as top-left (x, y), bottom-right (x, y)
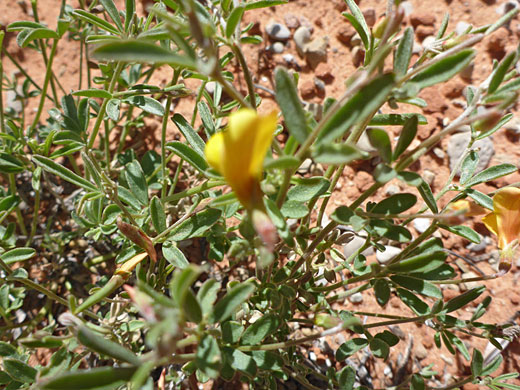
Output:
top-left (266, 21), bottom-right (291, 41)
top-left (309, 351), bottom-right (317, 361)
top-left (349, 292), bottom-right (364, 304)
top-left (413, 218), bottom-right (431, 233)
top-left (272, 42), bottom-right (285, 53)
top-left (343, 235), bottom-right (374, 258)
top-left (293, 26), bottom-right (311, 56)
top-left (376, 246), bottom-right (402, 264)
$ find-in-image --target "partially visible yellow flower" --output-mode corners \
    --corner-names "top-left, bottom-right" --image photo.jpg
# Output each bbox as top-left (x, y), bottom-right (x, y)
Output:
top-left (205, 108), bottom-right (277, 209)
top-left (448, 200), bottom-right (488, 217)
top-left (482, 187), bottom-right (520, 263)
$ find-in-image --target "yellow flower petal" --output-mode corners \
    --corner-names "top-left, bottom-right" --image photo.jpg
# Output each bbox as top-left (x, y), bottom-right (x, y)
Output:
top-left (249, 110), bottom-right (278, 178)
top-left (205, 131), bottom-right (225, 174)
top-left (493, 187), bottom-right (520, 249)
top-left (482, 212), bottom-right (499, 239)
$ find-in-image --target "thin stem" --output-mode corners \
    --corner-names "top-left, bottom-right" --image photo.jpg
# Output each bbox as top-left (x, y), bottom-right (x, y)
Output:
top-left (238, 323), bottom-right (346, 352)
top-left (0, 32), bottom-right (5, 133)
top-left (28, 38), bottom-right (58, 137)
top-left (232, 43), bottom-right (256, 109)
top-left (26, 188), bottom-right (40, 245)
top-left (9, 174), bottom-right (27, 236)
top-left (161, 96), bottom-right (173, 200)
top-left (213, 72), bottom-right (252, 109)
top-left (317, 164), bottom-right (343, 226)
top-left (87, 62), bottom-right (124, 149)
top-left (163, 179), bottom-right (225, 203)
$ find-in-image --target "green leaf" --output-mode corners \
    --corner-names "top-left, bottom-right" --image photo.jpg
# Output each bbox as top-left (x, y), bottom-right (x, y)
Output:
top-left (77, 326), bottom-right (140, 365)
top-left (281, 200), bottom-right (309, 219)
top-left (396, 288), bottom-right (430, 316)
top-left (0, 248), bottom-right (36, 264)
top-left (317, 73), bottom-right (395, 144)
top-left (99, 0), bottom-right (124, 32)
top-left (374, 330), bottom-right (399, 347)
top-left (106, 98), bottom-right (121, 121)
top-left (390, 275), bottom-right (442, 298)
top-left (366, 128), bottom-right (392, 163)
top-left (222, 321), bottom-right (244, 344)
top-left (0, 342), bottom-right (17, 356)
top-left (125, 0), bottom-right (135, 31)
top-left (150, 196), bottom-right (167, 233)
top-left (488, 51), bottom-right (516, 94)
top-left (72, 88), bottom-right (112, 99)
top-left (371, 193), bottom-right (417, 215)
top-left (388, 250), bottom-right (447, 274)
top-left (374, 279), bottom-right (390, 306)
top-left (33, 155), bottom-right (98, 193)
top-left (394, 27), bottom-right (414, 76)
top-left (172, 114), bottom-right (206, 156)
top-left (241, 314), bottom-right (281, 345)
top-left (250, 350), bottom-right (284, 371)
top-left (418, 180), bottom-right (438, 213)
top-left (481, 355), bottom-right (503, 376)
top-left (393, 115), bottom-right (418, 160)
top-left (264, 155), bottom-right (301, 170)
top-left (3, 359), bottom-right (37, 383)
top-left (198, 101), bottom-right (216, 136)
top-left (93, 40), bottom-right (196, 69)
top-left (124, 95), bottom-right (164, 116)
top-left (444, 286), bottom-right (485, 313)
top-left (170, 266), bottom-right (201, 310)
top-left (19, 28), bottom-right (59, 47)
top-left (343, 0), bottom-right (370, 50)
top-left (210, 282), bottom-right (255, 323)
top-left (369, 220), bottom-right (412, 242)
top-left (40, 367), bottom-right (136, 390)
top-left (445, 330), bottom-right (470, 360)
top-left (369, 338), bottom-right (389, 359)
top-left (72, 10), bottom-right (121, 35)
top-left (197, 279), bottom-right (220, 316)
top-left (124, 160), bottom-right (148, 205)
top-left (287, 177), bottom-right (329, 202)
top-left (331, 206), bottom-right (367, 231)
top-left (223, 348), bottom-right (257, 377)
top-left (464, 163), bottom-right (517, 187)
top-left (0, 153), bottom-right (25, 173)
top-left (475, 113), bottom-right (513, 140)
top-left (440, 225), bottom-right (481, 244)
top-left (312, 143), bottom-right (367, 164)
top-left (167, 208), bottom-right (221, 241)
top-left (338, 366), bottom-right (356, 390)
top-left (459, 151), bottom-right (479, 185)
top-left (410, 49), bottom-right (476, 90)
top-left (274, 67), bottom-right (309, 144)
top-left (244, 0), bottom-right (288, 10)
top-left (410, 374), bottom-right (425, 390)
top-left (336, 338), bottom-right (368, 361)
top-left (371, 113), bottom-right (426, 126)
top-left (162, 241), bottom-right (189, 269)
top-left (225, 5), bottom-right (245, 37)
top-left (166, 141), bottom-right (208, 174)
top-left (466, 188), bottom-right (493, 210)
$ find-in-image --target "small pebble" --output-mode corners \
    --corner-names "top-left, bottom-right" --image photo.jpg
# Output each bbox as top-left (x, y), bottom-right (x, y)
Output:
top-left (314, 77), bottom-right (326, 92)
top-left (385, 184), bottom-right (399, 196)
top-left (283, 53), bottom-right (296, 64)
top-left (433, 147), bottom-right (445, 159)
top-left (376, 246), bottom-right (402, 264)
top-left (272, 42), bottom-right (285, 53)
top-left (343, 235), bottom-right (374, 258)
top-left (414, 218), bottom-right (431, 233)
top-left (293, 26), bottom-right (311, 56)
top-left (447, 132), bottom-right (494, 174)
top-left (305, 36), bottom-right (328, 68)
top-left (349, 292), bottom-right (364, 304)
top-left (266, 21), bottom-right (291, 41)
top-left (422, 169), bottom-right (435, 186)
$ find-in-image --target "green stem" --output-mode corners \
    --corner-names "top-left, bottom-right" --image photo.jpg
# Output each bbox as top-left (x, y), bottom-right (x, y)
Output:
top-left (161, 96), bottom-right (173, 200)
top-left (238, 323), bottom-right (346, 352)
top-left (8, 174), bottom-right (27, 236)
top-left (87, 62), bottom-right (124, 149)
top-left (214, 72), bottom-right (252, 109)
top-left (26, 188), bottom-right (40, 245)
top-left (74, 275), bottom-right (124, 314)
top-left (28, 38), bottom-right (58, 137)
top-left (2, 50), bottom-right (49, 99)
top-left (0, 32), bottom-right (5, 133)
top-left (317, 164), bottom-right (343, 226)
top-left (163, 179), bottom-right (225, 203)
top-left (232, 43), bottom-right (256, 108)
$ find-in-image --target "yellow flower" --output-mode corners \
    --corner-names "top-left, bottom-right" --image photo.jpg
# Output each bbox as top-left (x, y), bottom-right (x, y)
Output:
top-left (205, 108), bottom-right (277, 209)
top-left (448, 200), bottom-right (487, 217)
top-left (482, 187), bottom-right (520, 261)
